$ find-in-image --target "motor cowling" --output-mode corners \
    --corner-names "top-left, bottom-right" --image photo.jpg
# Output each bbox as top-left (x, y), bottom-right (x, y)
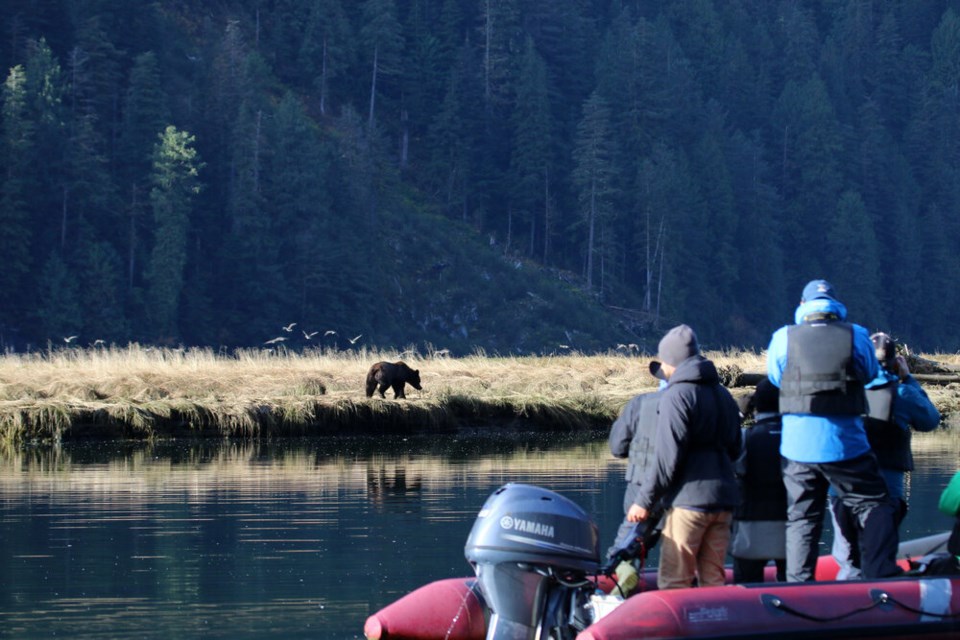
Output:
top-left (465, 483), bottom-right (600, 639)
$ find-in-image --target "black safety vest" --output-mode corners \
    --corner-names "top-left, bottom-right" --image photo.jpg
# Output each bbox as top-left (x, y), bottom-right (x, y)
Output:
top-left (626, 394), bottom-right (659, 483)
top-left (779, 322), bottom-right (865, 416)
top-left (864, 382), bottom-right (912, 471)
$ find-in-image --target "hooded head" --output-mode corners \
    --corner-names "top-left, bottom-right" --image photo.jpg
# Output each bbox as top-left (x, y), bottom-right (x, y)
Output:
top-left (794, 279), bottom-right (847, 325)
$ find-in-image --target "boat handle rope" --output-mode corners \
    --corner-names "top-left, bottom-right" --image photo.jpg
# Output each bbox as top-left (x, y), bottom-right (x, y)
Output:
top-left (761, 592), bottom-right (886, 622)
top-left (871, 590), bottom-right (960, 619)
top-left (762, 589), bottom-right (960, 622)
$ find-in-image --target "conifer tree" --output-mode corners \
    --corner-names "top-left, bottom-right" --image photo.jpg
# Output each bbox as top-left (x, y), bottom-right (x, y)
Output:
top-left (572, 90), bottom-right (616, 294)
top-left (35, 251), bottom-right (82, 342)
top-left (299, 0), bottom-right (353, 115)
top-left (426, 42), bottom-right (481, 221)
top-left (146, 126), bottom-right (202, 342)
top-left (508, 37), bottom-right (553, 258)
top-left (827, 190), bottom-right (885, 329)
top-left (360, 0), bottom-right (403, 131)
top-left (78, 238), bottom-right (128, 341)
top-left (22, 38), bottom-right (66, 255)
top-left (0, 65), bottom-right (34, 331)
top-left (118, 51), bottom-right (169, 289)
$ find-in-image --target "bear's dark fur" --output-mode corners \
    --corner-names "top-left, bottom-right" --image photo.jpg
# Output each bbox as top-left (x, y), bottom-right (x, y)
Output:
top-left (365, 361), bottom-right (423, 399)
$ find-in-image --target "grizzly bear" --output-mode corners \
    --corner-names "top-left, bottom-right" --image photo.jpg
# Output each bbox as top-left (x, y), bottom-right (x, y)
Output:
top-left (365, 361), bottom-right (423, 399)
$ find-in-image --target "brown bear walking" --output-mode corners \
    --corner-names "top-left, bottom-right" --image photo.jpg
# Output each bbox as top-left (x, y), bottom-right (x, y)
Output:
top-left (365, 361), bottom-right (423, 399)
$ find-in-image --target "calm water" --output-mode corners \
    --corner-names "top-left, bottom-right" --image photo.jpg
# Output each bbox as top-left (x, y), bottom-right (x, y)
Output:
top-left (0, 431), bottom-right (957, 639)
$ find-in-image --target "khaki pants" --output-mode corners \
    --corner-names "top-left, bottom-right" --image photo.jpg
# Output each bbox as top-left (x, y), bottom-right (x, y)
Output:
top-left (657, 507), bottom-right (732, 590)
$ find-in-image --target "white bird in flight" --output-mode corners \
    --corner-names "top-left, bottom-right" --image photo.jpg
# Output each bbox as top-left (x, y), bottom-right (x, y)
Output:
top-left (264, 337), bottom-right (287, 345)
top-left (64, 335), bottom-right (78, 343)
top-left (282, 323), bottom-right (297, 332)
top-left (303, 330), bottom-right (318, 339)
top-left (348, 334), bottom-right (362, 344)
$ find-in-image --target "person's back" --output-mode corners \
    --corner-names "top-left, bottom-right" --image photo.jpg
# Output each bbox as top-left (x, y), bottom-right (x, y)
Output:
top-left (768, 296), bottom-right (876, 464)
top-left (731, 379), bottom-right (787, 583)
top-left (606, 389), bottom-right (661, 593)
top-left (631, 324), bottom-right (742, 590)
top-left (766, 279), bottom-right (900, 582)
top-left (831, 332), bottom-right (941, 578)
top-left (649, 355), bottom-right (741, 511)
top-left (609, 391), bottom-right (660, 520)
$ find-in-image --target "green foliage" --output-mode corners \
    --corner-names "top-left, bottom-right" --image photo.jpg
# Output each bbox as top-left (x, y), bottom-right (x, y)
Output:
top-left (147, 125), bottom-right (202, 341)
top-left (35, 252), bottom-right (81, 340)
top-left (0, 66), bottom-right (34, 328)
top-left (3, 1), bottom-right (960, 352)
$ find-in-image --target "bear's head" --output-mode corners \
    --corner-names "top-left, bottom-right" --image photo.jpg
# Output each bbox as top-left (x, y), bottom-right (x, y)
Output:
top-left (408, 367), bottom-right (422, 390)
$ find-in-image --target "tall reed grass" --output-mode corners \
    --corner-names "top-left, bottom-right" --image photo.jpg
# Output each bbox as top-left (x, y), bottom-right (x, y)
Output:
top-left (0, 344), bottom-right (955, 444)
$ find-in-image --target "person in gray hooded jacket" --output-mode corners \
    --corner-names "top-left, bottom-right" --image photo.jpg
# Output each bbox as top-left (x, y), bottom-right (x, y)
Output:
top-left (629, 324), bottom-right (742, 590)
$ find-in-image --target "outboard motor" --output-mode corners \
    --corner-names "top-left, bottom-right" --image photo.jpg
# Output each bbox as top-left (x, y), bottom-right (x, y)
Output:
top-left (465, 483), bottom-right (600, 640)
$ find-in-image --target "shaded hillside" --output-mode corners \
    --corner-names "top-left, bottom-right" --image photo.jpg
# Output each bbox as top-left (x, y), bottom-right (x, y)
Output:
top-left (3, 2), bottom-right (960, 351)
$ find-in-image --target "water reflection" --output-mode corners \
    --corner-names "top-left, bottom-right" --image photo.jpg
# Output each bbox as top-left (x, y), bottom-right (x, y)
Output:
top-left (0, 431), bottom-right (957, 639)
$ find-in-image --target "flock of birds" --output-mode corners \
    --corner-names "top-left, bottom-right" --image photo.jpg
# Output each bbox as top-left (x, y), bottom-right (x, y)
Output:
top-left (58, 327), bottom-right (642, 355)
top-left (263, 323), bottom-right (362, 348)
top-left (57, 324), bottom-right (363, 350)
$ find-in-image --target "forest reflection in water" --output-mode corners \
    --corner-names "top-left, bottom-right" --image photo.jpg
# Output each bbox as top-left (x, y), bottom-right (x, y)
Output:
top-left (0, 430), bottom-right (958, 639)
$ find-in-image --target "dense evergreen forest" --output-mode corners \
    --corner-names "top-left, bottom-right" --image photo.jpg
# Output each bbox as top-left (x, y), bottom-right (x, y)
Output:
top-left (2, 0), bottom-right (960, 354)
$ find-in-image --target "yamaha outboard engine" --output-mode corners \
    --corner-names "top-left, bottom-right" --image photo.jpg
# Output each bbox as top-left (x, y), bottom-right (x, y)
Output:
top-left (465, 483), bottom-right (600, 640)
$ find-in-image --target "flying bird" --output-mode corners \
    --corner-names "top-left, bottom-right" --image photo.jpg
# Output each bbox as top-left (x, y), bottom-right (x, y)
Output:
top-left (282, 323), bottom-right (297, 332)
top-left (303, 330), bottom-right (318, 339)
top-left (348, 334), bottom-right (363, 344)
top-left (324, 330), bottom-right (337, 337)
top-left (92, 339), bottom-right (105, 346)
top-left (64, 335), bottom-right (78, 343)
top-left (264, 337), bottom-right (288, 345)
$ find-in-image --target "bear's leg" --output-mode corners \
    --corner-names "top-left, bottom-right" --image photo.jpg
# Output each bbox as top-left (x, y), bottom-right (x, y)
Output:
top-left (394, 383), bottom-right (406, 399)
top-left (377, 382), bottom-right (388, 398)
top-left (365, 379), bottom-right (376, 397)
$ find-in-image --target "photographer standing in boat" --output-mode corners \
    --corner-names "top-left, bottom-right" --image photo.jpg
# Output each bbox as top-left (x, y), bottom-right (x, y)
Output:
top-left (605, 383), bottom-right (662, 593)
top-left (730, 378), bottom-right (788, 583)
top-left (767, 279), bottom-right (902, 582)
top-left (628, 324), bottom-right (742, 590)
top-left (830, 332), bottom-right (941, 579)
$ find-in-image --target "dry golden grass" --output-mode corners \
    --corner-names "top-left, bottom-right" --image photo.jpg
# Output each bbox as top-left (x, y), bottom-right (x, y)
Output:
top-left (0, 344), bottom-right (956, 443)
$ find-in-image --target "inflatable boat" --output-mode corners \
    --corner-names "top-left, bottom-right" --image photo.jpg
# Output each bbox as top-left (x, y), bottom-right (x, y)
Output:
top-left (364, 483), bottom-right (960, 640)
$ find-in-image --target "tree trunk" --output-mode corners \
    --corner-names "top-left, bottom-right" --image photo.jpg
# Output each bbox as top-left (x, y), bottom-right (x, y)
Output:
top-left (368, 44), bottom-right (378, 131)
top-left (320, 38), bottom-right (328, 116)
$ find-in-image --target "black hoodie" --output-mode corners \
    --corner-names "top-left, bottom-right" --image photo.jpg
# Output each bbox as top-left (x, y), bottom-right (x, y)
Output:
top-left (635, 354), bottom-right (742, 512)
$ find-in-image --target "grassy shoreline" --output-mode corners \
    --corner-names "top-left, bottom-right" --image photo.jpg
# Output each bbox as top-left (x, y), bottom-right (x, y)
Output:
top-left (0, 345), bottom-right (957, 444)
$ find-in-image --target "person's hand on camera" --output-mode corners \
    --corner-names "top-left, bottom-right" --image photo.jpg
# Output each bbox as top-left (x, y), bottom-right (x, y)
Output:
top-left (894, 355), bottom-right (910, 380)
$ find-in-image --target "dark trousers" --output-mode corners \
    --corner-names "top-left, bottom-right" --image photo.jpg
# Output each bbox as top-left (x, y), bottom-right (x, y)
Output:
top-left (733, 557), bottom-right (786, 583)
top-left (782, 454), bottom-right (901, 582)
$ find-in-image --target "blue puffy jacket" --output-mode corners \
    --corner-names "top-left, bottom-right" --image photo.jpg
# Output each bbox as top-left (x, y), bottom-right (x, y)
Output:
top-left (767, 297), bottom-right (878, 463)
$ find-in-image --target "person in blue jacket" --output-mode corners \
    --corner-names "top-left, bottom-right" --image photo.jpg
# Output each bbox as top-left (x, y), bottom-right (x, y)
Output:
top-left (830, 332), bottom-right (941, 579)
top-left (767, 279), bottom-right (901, 581)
